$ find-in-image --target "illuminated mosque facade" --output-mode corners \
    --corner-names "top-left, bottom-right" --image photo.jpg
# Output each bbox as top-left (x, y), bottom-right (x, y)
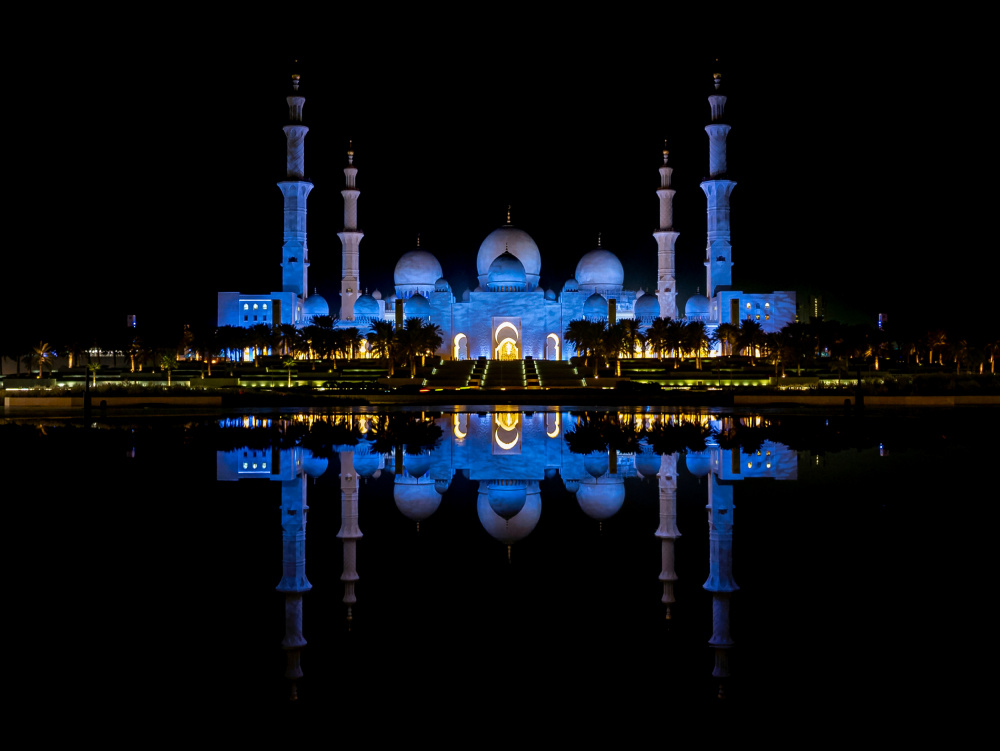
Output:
top-left (218, 72), bottom-right (795, 358)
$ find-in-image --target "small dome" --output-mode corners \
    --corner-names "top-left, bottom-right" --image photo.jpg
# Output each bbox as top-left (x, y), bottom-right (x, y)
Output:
top-left (403, 293), bottom-right (430, 318)
top-left (354, 293), bottom-right (379, 317)
top-left (477, 226), bottom-right (541, 289)
top-left (487, 251), bottom-right (527, 291)
top-left (372, 289), bottom-right (382, 300)
top-left (563, 278), bottom-right (580, 293)
top-left (634, 293), bottom-right (660, 318)
top-left (395, 249), bottom-right (443, 287)
top-left (576, 249), bottom-right (625, 288)
top-left (462, 288), bottom-right (471, 302)
top-left (544, 288), bottom-right (557, 301)
top-left (583, 292), bottom-right (608, 318)
top-left (685, 295), bottom-right (711, 318)
top-left (303, 294), bottom-right (329, 319)
top-left (434, 277), bottom-right (451, 292)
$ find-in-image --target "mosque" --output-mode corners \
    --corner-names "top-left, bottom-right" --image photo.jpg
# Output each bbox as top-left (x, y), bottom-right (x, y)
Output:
top-left (217, 71), bottom-right (795, 359)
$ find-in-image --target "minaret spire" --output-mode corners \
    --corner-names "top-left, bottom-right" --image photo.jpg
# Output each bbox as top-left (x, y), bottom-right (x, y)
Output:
top-left (338, 142), bottom-right (364, 320)
top-left (654, 139), bottom-right (679, 319)
top-left (701, 66), bottom-right (736, 300)
top-left (278, 70), bottom-right (314, 305)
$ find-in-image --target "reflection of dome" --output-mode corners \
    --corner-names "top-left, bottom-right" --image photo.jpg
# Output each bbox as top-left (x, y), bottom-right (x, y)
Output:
top-left (434, 477), bottom-right (451, 494)
top-left (685, 451), bottom-right (711, 477)
top-left (477, 226), bottom-right (541, 289)
top-left (354, 293), bottom-right (379, 318)
top-left (576, 477), bottom-right (626, 520)
top-left (303, 294), bottom-right (329, 319)
top-left (302, 450), bottom-right (328, 478)
top-left (685, 295), bottom-right (711, 317)
top-left (634, 293), bottom-right (660, 319)
top-left (394, 478), bottom-right (442, 522)
top-left (403, 452), bottom-right (432, 478)
top-left (486, 482), bottom-right (527, 519)
top-left (564, 479), bottom-right (581, 493)
top-left (583, 292), bottom-right (608, 319)
top-left (403, 293), bottom-right (430, 318)
top-left (352, 451), bottom-right (381, 478)
top-left (584, 453), bottom-right (609, 478)
top-left (576, 249), bottom-right (625, 289)
top-left (635, 453), bottom-right (661, 478)
top-left (477, 483), bottom-right (542, 544)
top-left (487, 251), bottom-right (527, 291)
top-left (544, 288), bottom-right (557, 301)
top-left (395, 250), bottom-right (443, 287)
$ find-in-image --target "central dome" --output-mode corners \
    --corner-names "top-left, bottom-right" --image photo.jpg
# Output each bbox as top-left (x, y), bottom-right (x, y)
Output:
top-left (477, 226), bottom-right (541, 290)
top-left (395, 249), bottom-right (443, 298)
top-left (575, 249), bottom-right (624, 290)
top-left (487, 251), bottom-right (527, 291)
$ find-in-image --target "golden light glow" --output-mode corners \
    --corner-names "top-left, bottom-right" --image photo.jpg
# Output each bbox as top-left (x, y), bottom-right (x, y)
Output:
top-left (495, 322), bottom-right (518, 341)
top-left (494, 429), bottom-right (519, 450)
top-left (453, 414), bottom-right (467, 439)
top-left (546, 413), bottom-right (561, 438)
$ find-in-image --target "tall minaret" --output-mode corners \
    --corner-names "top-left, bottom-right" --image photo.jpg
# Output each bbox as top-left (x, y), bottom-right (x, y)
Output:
top-left (701, 69), bottom-right (736, 300)
top-left (278, 73), bottom-right (313, 303)
top-left (338, 145), bottom-right (363, 320)
top-left (654, 142), bottom-right (679, 319)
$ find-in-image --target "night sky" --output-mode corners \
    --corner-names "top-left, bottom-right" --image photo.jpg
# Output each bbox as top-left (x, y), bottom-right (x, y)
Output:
top-left (5, 30), bottom-right (980, 347)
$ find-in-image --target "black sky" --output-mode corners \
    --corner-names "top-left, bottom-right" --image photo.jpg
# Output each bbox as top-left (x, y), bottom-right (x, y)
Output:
top-left (4, 27), bottom-right (981, 347)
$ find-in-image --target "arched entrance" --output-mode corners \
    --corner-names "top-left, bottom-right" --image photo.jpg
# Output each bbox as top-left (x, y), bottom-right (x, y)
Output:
top-left (493, 319), bottom-right (521, 360)
top-left (453, 333), bottom-right (469, 360)
top-left (545, 333), bottom-right (560, 361)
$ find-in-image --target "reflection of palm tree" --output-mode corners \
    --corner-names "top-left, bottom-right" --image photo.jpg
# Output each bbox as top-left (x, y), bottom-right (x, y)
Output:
top-left (33, 341), bottom-right (55, 379)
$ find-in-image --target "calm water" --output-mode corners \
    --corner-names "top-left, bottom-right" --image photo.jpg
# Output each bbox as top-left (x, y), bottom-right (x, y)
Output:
top-left (6, 406), bottom-right (982, 718)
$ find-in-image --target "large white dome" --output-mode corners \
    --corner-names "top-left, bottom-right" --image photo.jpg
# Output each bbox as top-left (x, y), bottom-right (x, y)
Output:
top-left (477, 226), bottom-right (541, 290)
top-left (575, 249), bottom-right (624, 288)
top-left (395, 249), bottom-right (443, 287)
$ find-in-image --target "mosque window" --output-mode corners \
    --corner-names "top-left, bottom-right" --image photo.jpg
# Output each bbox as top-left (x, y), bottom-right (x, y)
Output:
top-left (263, 315), bottom-right (267, 321)
top-left (244, 315), bottom-right (248, 322)
top-left (243, 304), bottom-right (249, 310)
top-left (746, 303), bottom-right (751, 309)
top-left (253, 304), bottom-right (259, 310)
top-left (263, 304), bottom-right (268, 310)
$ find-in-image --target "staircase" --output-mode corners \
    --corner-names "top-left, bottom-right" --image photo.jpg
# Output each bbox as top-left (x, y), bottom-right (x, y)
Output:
top-left (535, 360), bottom-right (587, 387)
top-left (480, 359), bottom-right (525, 389)
top-left (424, 359), bottom-right (476, 388)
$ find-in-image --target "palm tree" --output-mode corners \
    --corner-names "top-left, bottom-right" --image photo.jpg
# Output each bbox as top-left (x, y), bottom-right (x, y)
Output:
top-left (738, 320), bottom-right (764, 365)
top-left (398, 318), bottom-right (443, 377)
top-left (368, 320), bottom-right (397, 376)
top-left (87, 361), bottom-right (102, 387)
top-left (565, 319), bottom-right (606, 376)
top-left (33, 341), bottom-right (55, 379)
top-left (715, 322), bottom-right (741, 358)
top-left (682, 320), bottom-right (712, 370)
top-left (645, 317), bottom-right (671, 360)
top-left (283, 356), bottom-right (297, 387)
top-left (664, 318), bottom-right (686, 368)
top-left (926, 329), bottom-right (947, 367)
top-left (160, 354), bottom-right (178, 386)
top-left (618, 320), bottom-right (642, 359)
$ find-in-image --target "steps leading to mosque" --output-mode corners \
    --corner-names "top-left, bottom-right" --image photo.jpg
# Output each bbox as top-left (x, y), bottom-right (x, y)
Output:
top-left (425, 360), bottom-right (476, 388)
top-left (535, 360), bottom-right (587, 388)
top-left (480, 359), bottom-right (526, 389)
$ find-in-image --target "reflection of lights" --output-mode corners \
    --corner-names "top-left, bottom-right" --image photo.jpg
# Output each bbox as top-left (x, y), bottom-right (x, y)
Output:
top-left (496, 413), bottom-right (519, 431)
top-left (546, 413), bottom-right (561, 438)
top-left (747, 462), bottom-right (752, 469)
top-left (453, 414), bottom-right (467, 439)
top-left (494, 429), bottom-right (519, 450)
top-left (766, 462), bottom-right (771, 468)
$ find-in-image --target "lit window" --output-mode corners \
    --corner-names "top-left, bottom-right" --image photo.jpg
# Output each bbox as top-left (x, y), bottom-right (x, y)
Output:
top-left (765, 302), bottom-right (770, 308)
top-left (243, 304), bottom-right (249, 310)
top-left (253, 304), bottom-right (259, 310)
top-left (263, 304), bottom-right (268, 310)
top-left (746, 302), bottom-right (751, 309)
top-left (262, 463), bottom-right (267, 469)
top-left (756, 314), bottom-right (760, 320)
top-left (243, 462), bottom-right (248, 469)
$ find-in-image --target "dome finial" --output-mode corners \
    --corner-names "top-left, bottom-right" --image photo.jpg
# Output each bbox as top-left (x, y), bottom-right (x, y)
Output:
top-left (291, 70), bottom-right (300, 92)
top-left (663, 138), bottom-right (669, 164)
top-left (416, 233), bottom-right (420, 248)
top-left (506, 205), bottom-right (512, 225)
top-left (597, 232), bottom-right (602, 248)
top-left (713, 60), bottom-right (723, 90)
top-left (347, 139), bottom-right (354, 165)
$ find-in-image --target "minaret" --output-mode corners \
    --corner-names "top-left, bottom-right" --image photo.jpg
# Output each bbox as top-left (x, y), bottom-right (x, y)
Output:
top-left (700, 69), bottom-right (736, 300)
top-left (278, 73), bottom-right (313, 303)
top-left (654, 142), bottom-right (679, 319)
top-left (338, 145), bottom-right (364, 320)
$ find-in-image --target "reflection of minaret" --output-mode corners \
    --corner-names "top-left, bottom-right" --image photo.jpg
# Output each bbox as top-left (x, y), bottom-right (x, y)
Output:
top-left (337, 451), bottom-right (362, 625)
top-left (703, 473), bottom-right (737, 698)
top-left (276, 473), bottom-right (310, 700)
top-left (654, 454), bottom-right (680, 619)
top-left (654, 141), bottom-right (679, 319)
top-left (701, 68), bottom-right (736, 299)
top-left (279, 72), bottom-right (313, 300)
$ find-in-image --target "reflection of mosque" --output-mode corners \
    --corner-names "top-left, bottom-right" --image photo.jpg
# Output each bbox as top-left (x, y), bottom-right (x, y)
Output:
top-left (216, 412), bottom-right (797, 700)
